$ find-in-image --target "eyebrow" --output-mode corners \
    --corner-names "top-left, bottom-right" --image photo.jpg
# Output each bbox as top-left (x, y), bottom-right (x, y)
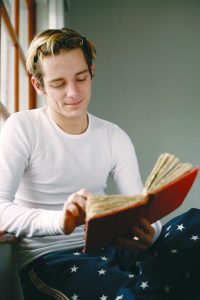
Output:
top-left (48, 69), bottom-right (89, 83)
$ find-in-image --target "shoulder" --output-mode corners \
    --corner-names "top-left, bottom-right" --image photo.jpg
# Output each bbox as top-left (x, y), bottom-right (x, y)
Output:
top-left (7, 106), bottom-right (47, 122)
top-left (89, 113), bottom-right (128, 137)
top-left (1, 107), bottom-right (48, 145)
top-left (3, 107), bottom-right (48, 130)
top-left (88, 113), bottom-right (135, 154)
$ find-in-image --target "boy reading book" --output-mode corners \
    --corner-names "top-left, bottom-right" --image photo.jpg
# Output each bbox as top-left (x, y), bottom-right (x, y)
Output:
top-left (0, 27), bottom-right (199, 300)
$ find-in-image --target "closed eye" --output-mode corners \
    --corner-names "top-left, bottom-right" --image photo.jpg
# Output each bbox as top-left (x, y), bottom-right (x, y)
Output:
top-left (50, 82), bottom-right (65, 88)
top-left (77, 77), bottom-right (86, 82)
top-left (76, 75), bottom-right (88, 82)
top-left (76, 70), bottom-right (89, 82)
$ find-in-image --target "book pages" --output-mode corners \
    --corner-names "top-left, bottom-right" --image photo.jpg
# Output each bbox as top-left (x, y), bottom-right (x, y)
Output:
top-left (148, 163), bottom-right (192, 192)
top-left (151, 158), bottom-right (180, 187)
top-left (144, 153), bottom-right (192, 193)
top-left (144, 153), bottom-right (176, 192)
top-left (86, 194), bottom-right (146, 220)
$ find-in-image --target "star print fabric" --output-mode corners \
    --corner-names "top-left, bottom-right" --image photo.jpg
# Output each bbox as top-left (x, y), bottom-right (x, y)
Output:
top-left (20, 208), bottom-right (200, 300)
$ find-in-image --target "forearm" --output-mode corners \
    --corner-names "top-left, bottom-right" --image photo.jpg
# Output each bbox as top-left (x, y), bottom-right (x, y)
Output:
top-left (0, 115), bottom-right (64, 237)
top-left (0, 199), bottom-right (63, 237)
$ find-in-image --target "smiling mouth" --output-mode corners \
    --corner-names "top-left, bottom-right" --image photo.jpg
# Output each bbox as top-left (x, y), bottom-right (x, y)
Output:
top-left (64, 100), bottom-right (82, 106)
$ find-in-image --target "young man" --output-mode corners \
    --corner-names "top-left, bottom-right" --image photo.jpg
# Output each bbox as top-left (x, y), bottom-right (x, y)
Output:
top-left (0, 28), bottom-right (199, 300)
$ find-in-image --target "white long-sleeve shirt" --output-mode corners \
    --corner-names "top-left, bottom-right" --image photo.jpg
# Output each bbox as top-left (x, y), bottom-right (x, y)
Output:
top-left (0, 107), bottom-right (161, 269)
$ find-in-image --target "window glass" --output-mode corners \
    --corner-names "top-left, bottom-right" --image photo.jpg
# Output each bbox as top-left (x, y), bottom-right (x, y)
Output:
top-left (19, 0), bottom-right (28, 52)
top-left (0, 20), bottom-right (15, 114)
top-left (3, 0), bottom-right (15, 28)
top-left (0, 0), bottom-right (36, 115)
top-left (19, 61), bottom-right (29, 111)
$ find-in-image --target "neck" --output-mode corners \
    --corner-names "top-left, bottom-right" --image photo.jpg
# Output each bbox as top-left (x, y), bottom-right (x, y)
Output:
top-left (49, 110), bottom-right (89, 135)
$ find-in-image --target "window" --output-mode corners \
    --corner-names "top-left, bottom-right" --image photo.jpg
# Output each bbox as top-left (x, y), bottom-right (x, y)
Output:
top-left (0, 0), bottom-right (36, 116)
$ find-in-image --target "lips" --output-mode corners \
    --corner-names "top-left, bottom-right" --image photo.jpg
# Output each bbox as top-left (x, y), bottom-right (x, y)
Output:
top-left (64, 99), bottom-right (82, 106)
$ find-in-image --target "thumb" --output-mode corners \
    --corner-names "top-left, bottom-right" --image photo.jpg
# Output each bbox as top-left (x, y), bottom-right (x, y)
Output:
top-left (77, 188), bottom-right (92, 199)
top-left (60, 210), bottom-right (77, 235)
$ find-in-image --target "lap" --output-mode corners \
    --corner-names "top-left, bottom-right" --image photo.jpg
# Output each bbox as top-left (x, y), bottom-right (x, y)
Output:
top-left (20, 208), bottom-right (200, 300)
top-left (21, 247), bottom-right (132, 300)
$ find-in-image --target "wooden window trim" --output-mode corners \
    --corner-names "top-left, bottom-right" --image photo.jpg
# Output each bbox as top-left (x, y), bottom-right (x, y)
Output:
top-left (26, 0), bottom-right (36, 109)
top-left (0, 0), bottom-right (36, 111)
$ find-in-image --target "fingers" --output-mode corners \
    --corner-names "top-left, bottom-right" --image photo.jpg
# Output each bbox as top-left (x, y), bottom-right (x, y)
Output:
top-left (60, 205), bottom-right (78, 235)
top-left (66, 188), bottom-right (92, 217)
top-left (61, 189), bottom-right (91, 235)
top-left (77, 188), bottom-right (91, 199)
top-left (66, 193), bottom-right (86, 215)
top-left (138, 218), bottom-right (155, 236)
top-left (116, 218), bottom-right (156, 252)
top-left (130, 218), bottom-right (155, 245)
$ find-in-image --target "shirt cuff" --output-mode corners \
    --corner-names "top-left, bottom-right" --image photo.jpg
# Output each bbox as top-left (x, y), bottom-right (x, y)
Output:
top-left (152, 220), bottom-right (162, 243)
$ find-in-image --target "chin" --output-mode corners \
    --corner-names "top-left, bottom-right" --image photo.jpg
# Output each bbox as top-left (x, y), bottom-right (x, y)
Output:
top-left (63, 110), bottom-right (86, 119)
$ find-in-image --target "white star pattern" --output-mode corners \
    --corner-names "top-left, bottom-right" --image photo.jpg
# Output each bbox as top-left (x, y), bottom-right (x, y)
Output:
top-left (73, 252), bottom-right (81, 256)
top-left (98, 269), bottom-right (106, 275)
top-left (170, 249), bottom-right (178, 254)
top-left (136, 261), bottom-right (142, 267)
top-left (101, 256), bottom-right (108, 261)
top-left (39, 210), bottom-right (197, 298)
top-left (191, 235), bottom-right (199, 241)
top-left (70, 265), bottom-right (79, 273)
top-left (115, 295), bottom-right (124, 299)
top-left (140, 281), bottom-right (149, 289)
top-left (177, 224), bottom-right (185, 231)
top-left (164, 286), bottom-right (171, 293)
top-left (100, 295), bottom-right (108, 300)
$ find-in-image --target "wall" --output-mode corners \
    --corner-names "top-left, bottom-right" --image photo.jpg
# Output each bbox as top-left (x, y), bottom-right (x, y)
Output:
top-left (69, 0), bottom-right (200, 222)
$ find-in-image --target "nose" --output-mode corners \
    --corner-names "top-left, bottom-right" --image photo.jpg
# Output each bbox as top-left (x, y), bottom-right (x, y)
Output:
top-left (66, 81), bottom-right (80, 99)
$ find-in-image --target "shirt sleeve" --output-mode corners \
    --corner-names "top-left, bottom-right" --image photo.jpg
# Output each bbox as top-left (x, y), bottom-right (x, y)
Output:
top-left (0, 114), bottom-right (63, 237)
top-left (109, 126), bottom-right (143, 195)
top-left (151, 220), bottom-right (162, 243)
top-left (109, 125), bottom-right (162, 241)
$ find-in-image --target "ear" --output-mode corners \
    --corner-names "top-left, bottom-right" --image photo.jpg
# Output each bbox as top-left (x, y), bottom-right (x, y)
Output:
top-left (31, 76), bottom-right (46, 96)
top-left (91, 63), bottom-right (95, 79)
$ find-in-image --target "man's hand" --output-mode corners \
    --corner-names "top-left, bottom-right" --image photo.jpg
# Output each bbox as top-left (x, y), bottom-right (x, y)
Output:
top-left (116, 218), bottom-right (155, 251)
top-left (60, 189), bottom-right (89, 235)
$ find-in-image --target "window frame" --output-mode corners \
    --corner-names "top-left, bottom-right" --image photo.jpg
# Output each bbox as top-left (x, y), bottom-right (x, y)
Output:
top-left (0, 0), bottom-right (36, 112)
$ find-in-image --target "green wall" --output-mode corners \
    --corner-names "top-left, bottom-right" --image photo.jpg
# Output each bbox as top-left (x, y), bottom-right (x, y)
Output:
top-left (69, 0), bottom-right (200, 222)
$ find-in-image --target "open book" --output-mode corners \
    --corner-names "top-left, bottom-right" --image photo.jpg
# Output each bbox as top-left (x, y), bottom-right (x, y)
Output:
top-left (84, 153), bottom-right (199, 252)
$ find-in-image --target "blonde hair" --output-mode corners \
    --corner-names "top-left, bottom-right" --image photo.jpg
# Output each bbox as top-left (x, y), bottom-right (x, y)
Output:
top-left (26, 28), bottom-right (97, 87)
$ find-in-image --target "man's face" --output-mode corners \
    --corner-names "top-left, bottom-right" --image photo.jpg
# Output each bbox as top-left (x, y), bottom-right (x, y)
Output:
top-left (38, 48), bottom-right (92, 122)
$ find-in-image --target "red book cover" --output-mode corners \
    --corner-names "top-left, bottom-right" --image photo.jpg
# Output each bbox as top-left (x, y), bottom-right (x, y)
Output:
top-left (144, 166), bottom-right (199, 224)
top-left (84, 167), bottom-right (199, 252)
